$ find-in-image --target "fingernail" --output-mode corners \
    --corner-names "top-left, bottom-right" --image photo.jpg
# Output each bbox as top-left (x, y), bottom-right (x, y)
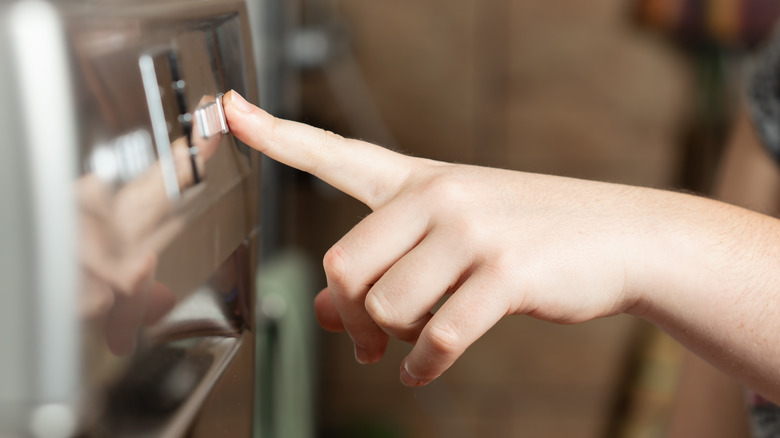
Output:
top-left (229, 90), bottom-right (252, 113)
top-left (400, 361), bottom-right (426, 387)
top-left (354, 345), bottom-right (372, 364)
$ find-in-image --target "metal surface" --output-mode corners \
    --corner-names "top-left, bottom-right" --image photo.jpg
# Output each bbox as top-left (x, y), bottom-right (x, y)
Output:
top-left (1, 1), bottom-right (80, 437)
top-left (0, 0), bottom-right (261, 436)
top-left (139, 53), bottom-right (181, 201)
top-left (194, 94), bottom-right (230, 140)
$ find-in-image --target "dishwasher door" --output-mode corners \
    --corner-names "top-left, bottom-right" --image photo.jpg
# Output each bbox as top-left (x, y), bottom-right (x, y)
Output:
top-left (0, 0), bottom-right (261, 436)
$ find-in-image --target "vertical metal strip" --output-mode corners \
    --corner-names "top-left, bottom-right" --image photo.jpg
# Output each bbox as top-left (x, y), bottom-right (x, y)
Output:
top-left (139, 54), bottom-right (180, 201)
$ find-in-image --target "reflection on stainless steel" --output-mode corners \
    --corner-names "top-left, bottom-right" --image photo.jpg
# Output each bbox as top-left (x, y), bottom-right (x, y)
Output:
top-left (83, 247), bottom-right (254, 437)
top-left (194, 94), bottom-right (230, 140)
top-left (88, 130), bottom-right (155, 185)
top-left (150, 246), bottom-right (252, 344)
top-left (0, 0), bottom-right (260, 436)
top-left (139, 53), bottom-right (181, 201)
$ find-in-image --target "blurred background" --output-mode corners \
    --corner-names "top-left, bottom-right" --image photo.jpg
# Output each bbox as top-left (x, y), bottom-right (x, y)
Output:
top-left (265, 0), bottom-right (780, 437)
top-left (3, 0), bottom-right (780, 436)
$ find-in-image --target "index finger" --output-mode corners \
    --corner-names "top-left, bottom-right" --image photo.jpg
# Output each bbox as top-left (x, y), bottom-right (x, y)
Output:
top-left (223, 90), bottom-right (413, 210)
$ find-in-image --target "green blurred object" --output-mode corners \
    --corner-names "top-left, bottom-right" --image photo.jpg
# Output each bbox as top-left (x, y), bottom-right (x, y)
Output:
top-left (254, 250), bottom-right (317, 438)
top-left (320, 417), bottom-right (403, 438)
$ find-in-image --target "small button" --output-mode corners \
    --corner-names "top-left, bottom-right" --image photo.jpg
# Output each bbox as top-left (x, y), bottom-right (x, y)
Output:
top-left (89, 129), bottom-right (155, 184)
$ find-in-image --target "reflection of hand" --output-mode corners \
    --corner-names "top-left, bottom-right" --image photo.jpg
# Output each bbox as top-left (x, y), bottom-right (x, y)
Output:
top-left (223, 90), bottom-right (780, 402)
top-left (80, 107), bottom-right (223, 355)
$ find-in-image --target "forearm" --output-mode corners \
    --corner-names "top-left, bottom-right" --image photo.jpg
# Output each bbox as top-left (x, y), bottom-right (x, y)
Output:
top-left (224, 91), bottom-right (780, 392)
top-left (627, 189), bottom-right (780, 402)
top-left (664, 106), bottom-right (768, 438)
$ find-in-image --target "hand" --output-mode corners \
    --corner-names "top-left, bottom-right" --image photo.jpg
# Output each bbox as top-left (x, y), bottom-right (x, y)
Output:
top-left (224, 91), bottom-right (649, 386)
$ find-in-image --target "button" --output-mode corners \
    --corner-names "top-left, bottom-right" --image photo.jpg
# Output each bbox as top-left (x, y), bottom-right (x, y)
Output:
top-left (89, 129), bottom-right (154, 184)
top-left (193, 93), bottom-right (229, 140)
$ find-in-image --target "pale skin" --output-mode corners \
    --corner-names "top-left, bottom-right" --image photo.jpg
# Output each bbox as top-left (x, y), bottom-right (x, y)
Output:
top-left (666, 105), bottom-right (780, 437)
top-left (223, 90), bottom-right (780, 402)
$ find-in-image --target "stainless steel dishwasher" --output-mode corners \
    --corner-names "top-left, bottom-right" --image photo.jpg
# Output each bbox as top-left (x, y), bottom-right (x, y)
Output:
top-left (0, 0), bottom-right (261, 436)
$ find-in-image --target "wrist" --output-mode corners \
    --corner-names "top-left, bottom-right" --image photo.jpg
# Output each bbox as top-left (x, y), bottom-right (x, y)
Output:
top-left (617, 187), bottom-right (702, 319)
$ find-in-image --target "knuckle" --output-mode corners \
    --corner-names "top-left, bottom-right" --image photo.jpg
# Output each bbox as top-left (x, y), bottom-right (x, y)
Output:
top-left (322, 244), bottom-right (354, 291)
top-left (316, 129), bottom-right (345, 159)
top-left (364, 290), bottom-right (390, 325)
top-left (321, 129), bottom-right (345, 144)
top-left (364, 289), bottom-right (399, 328)
top-left (422, 172), bottom-right (465, 207)
top-left (308, 129), bottom-right (345, 176)
top-left (264, 112), bottom-right (280, 143)
top-left (425, 320), bottom-right (464, 357)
